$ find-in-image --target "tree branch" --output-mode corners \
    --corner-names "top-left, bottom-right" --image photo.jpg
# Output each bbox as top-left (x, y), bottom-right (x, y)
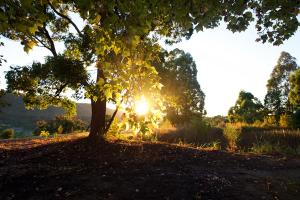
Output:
top-left (32, 36), bottom-right (52, 52)
top-left (104, 104), bottom-right (120, 133)
top-left (54, 82), bottom-right (69, 97)
top-left (39, 25), bottom-right (57, 57)
top-left (48, 0), bottom-right (83, 38)
top-left (104, 90), bottom-right (128, 133)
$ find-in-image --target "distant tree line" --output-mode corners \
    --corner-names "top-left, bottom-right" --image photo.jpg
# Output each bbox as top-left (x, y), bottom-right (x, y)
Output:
top-left (228, 52), bottom-right (300, 128)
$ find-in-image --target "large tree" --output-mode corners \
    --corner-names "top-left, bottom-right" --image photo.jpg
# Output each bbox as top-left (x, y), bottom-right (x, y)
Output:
top-left (0, 41), bottom-right (6, 109)
top-left (155, 49), bottom-right (205, 126)
top-left (264, 52), bottom-right (298, 125)
top-left (1, 0), bottom-right (299, 140)
top-left (289, 69), bottom-right (300, 127)
top-left (289, 69), bottom-right (300, 108)
top-left (228, 91), bottom-right (265, 123)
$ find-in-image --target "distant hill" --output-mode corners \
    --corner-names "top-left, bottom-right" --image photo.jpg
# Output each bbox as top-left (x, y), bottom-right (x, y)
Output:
top-left (0, 94), bottom-right (117, 132)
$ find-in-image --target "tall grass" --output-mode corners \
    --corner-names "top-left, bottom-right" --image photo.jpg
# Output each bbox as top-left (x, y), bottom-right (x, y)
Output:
top-left (157, 119), bottom-right (227, 149)
top-left (223, 123), bottom-right (242, 150)
top-left (238, 127), bottom-right (300, 152)
top-left (158, 120), bottom-right (300, 155)
top-left (223, 123), bottom-right (300, 155)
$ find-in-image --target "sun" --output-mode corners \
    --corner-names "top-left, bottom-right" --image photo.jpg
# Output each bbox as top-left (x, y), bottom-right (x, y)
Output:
top-left (135, 96), bottom-right (149, 115)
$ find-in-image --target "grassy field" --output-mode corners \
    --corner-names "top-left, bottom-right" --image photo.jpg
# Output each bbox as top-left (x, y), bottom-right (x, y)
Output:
top-left (156, 123), bottom-right (300, 155)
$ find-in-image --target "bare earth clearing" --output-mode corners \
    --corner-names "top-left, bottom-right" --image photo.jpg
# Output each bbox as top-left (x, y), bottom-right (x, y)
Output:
top-left (0, 133), bottom-right (299, 200)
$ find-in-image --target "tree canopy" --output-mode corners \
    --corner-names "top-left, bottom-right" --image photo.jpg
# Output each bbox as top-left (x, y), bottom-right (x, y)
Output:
top-left (264, 52), bottom-right (298, 124)
top-left (289, 69), bottom-right (300, 108)
top-left (155, 49), bottom-right (205, 126)
top-left (228, 91), bottom-right (265, 123)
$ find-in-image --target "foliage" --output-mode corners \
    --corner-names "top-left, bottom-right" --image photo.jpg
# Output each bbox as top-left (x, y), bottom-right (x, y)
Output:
top-left (0, 41), bottom-right (6, 66)
top-left (228, 91), bottom-right (265, 123)
top-left (6, 55), bottom-right (87, 115)
top-left (124, 109), bottom-right (162, 137)
top-left (155, 49), bottom-right (205, 126)
top-left (225, 124), bottom-right (300, 154)
top-left (39, 130), bottom-right (50, 138)
top-left (289, 68), bottom-right (300, 108)
top-left (0, 128), bottom-right (14, 139)
top-left (0, 89), bottom-right (8, 111)
top-left (264, 52), bottom-right (299, 125)
top-left (290, 109), bottom-right (300, 129)
top-left (199, 141), bottom-right (222, 151)
top-left (33, 115), bottom-right (87, 135)
top-left (158, 116), bottom-right (227, 148)
top-left (205, 115), bottom-right (227, 128)
top-left (1, 0), bottom-right (299, 139)
top-left (57, 125), bottom-right (64, 135)
top-left (106, 117), bottom-right (120, 136)
top-left (224, 123), bottom-right (242, 150)
top-left (250, 142), bottom-right (300, 155)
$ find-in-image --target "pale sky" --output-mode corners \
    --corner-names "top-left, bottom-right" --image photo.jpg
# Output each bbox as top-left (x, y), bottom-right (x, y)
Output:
top-left (1, 22), bottom-right (300, 116)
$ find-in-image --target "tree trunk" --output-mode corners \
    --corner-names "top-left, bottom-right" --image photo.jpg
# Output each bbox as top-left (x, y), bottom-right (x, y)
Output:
top-left (88, 68), bottom-right (106, 141)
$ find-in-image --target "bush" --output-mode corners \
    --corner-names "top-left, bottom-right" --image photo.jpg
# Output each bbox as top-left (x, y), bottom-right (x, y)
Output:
top-left (0, 128), bottom-right (14, 139)
top-left (57, 125), bottom-right (64, 135)
top-left (223, 123), bottom-right (241, 150)
top-left (33, 115), bottom-right (88, 136)
top-left (40, 130), bottom-right (50, 138)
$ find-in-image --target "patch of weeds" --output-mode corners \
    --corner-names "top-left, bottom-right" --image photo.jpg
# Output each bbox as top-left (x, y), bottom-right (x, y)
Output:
top-left (199, 141), bottom-right (221, 150)
top-left (224, 124), bottom-right (241, 150)
top-left (40, 130), bottom-right (50, 139)
top-left (250, 142), bottom-right (300, 155)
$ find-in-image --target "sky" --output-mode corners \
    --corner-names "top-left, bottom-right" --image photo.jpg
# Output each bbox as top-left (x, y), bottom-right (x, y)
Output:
top-left (1, 22), bottom-right (300, 116)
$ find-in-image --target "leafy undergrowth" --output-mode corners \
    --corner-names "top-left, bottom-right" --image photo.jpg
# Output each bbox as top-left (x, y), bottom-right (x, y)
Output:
top-left (0, 133), bottom-right (300, 200)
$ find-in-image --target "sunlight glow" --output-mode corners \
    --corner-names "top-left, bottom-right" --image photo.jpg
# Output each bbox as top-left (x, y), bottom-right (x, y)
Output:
top-left (135, 96), bottom-right (149, 115)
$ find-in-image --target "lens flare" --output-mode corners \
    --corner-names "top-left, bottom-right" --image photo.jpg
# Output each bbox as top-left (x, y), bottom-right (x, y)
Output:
top-left (135, 96), bottom-right (149, 115)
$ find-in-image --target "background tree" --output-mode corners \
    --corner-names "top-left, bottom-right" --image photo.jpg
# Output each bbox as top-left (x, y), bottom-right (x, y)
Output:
top-left (228, 91), bottom-right (265, 124)
top-left (0, 41), bottom-right (6, 66)
top-left (1, 0), bottom-right (299, 140)
top-left (155, 49), bottom-right (205, 126)
top-left (264, 52), bottom-right (298, 125)
top-left (289, 69), bottom-right (300, 108)
top-left (0, 41), bottom-right (6, 110)
top-left (205, 115), bottom-right (227, 128)
top-left (0, 89), bottom-right (6, 110)
top-left (288, 69), bottom-right (300, 127)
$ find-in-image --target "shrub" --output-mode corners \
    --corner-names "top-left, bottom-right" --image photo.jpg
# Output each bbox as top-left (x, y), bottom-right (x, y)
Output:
top-left (40, 130), bottom-right (50, 138)
top-left (33, 115), bottom-right (88, 135)
top-left (223, 123), bottom-right (241, 150)
top-left (57, 125), bottom-right (64, 135)
top-left (52, 115), bottom-right (87, 134)
top-left (33, 120), bottom-right (48, 136)
top-left (0, 128), bottom-right (14, 139)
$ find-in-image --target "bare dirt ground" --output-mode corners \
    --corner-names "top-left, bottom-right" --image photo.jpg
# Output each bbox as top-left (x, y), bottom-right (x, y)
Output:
top-left (0, 133), bottom-right (300, 200)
